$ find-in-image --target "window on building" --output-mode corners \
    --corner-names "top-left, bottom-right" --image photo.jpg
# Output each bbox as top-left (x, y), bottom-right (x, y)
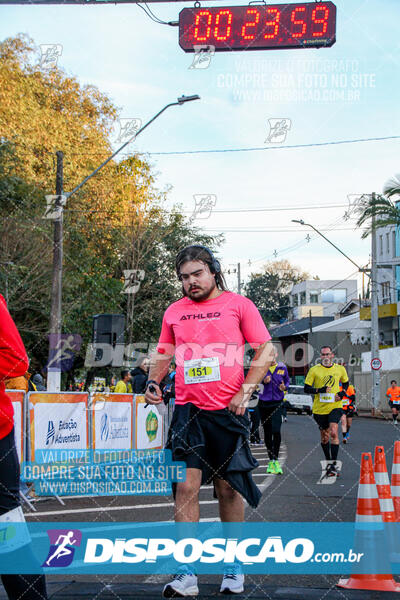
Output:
top-left (321, 288), bottom-right (347, 303)
top-left (310, 291), bottom-right (319, 303)
top-left (381, 281), bottom-right (390, 303)
top-left (300, 291), bottom-right (306, 305)
top-left (380, 235), bottom-right (383, 256)
top-left (386, 232), bottom-right (390, 254)
top-left (293, 294), bottom-right (298, 306)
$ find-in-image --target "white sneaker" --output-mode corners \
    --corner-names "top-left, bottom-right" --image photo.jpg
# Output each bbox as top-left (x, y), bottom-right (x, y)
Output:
top-left (220, 564), bottom-right (244, 594)
top-left (162, 565), bottom-right (199, 597)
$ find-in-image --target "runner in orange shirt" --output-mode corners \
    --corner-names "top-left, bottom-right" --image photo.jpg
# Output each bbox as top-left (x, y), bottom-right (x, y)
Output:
top-left (386, 380), bottom-right (400, 424)
top-left (340, 382), bottom-right (356, 443)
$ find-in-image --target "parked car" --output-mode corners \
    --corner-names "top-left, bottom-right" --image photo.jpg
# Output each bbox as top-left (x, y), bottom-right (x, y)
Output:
top-left (285, 385), bottom-right (313, 415)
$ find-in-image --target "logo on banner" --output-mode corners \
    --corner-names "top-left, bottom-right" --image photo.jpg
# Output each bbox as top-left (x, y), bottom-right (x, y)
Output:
top-left (43, 529), bottom-right (82, 567)
top-left (146, 410), bottom-right (158, 442)
top-left (100, 414), bottom-right (110, 442)
top-left (46, 421), bottom-right (55, 446)
top-left (99, 413), bottom-right (129, 442)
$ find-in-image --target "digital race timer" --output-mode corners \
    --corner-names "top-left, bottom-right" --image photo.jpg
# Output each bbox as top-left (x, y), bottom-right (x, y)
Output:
top-left (179, 2), bottom-right (336, 52)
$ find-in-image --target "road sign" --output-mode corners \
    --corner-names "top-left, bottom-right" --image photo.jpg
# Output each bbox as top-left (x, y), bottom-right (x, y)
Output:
top-left (179, 2), bottom-right (336, 52)
top-left (371, 358), bottom-right (382, 371)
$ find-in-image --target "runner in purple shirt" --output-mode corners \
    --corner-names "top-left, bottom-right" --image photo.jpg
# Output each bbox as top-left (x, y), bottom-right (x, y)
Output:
top-left (258, 346), bottom-right (290, 474)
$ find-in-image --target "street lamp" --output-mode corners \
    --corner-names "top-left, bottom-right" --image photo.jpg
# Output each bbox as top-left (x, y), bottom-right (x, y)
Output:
top-left (66, 95), bottom-right (200, 199)
top-left (48, 94), bottom-right (201, 392)
top-left (291, 219), bottom-right (368, 274)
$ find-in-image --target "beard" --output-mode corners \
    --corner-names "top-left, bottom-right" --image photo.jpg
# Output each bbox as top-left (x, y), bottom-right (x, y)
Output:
top-left (185, 279), bottom-right (217, 302)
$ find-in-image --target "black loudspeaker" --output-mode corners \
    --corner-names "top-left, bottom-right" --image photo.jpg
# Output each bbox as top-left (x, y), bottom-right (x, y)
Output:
top-left (92, 314), bottom-right (125, 366)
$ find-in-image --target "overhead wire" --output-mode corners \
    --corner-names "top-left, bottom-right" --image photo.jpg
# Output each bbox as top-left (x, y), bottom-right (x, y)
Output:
top-left (136, 3), bottom-right (177, 26)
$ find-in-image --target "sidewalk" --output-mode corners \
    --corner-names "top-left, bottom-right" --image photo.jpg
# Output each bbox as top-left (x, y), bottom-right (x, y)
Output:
top-left (1, 581), bottom-right (399, 600)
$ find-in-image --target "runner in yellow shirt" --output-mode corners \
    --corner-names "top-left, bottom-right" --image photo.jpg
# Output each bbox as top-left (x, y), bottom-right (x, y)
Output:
top-left (304, 345), bottom-right (349, 478)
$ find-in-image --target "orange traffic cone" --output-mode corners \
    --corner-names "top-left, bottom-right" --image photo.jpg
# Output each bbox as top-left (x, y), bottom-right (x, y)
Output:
top-left (337, 452), bottom-right (400, 592)
top-left (391, 441), bottom-right (400, 521)
top-left (374, 446), bottom-right (397, 522)
top-left (374, 446), bottom-right (400, 563)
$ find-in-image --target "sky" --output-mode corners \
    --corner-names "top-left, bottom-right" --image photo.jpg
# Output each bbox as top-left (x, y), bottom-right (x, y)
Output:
top-left (1, 0), bottom-right (400, 297)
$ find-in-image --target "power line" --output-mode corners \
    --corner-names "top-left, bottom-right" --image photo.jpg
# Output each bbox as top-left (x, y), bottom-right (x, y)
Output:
top-left (181, 203), bottom-right (350, 214)
top-left (147, 135), bottom-right (400, 156)
top-left (4, 133), bottom-right (400, 159)
top-left (202, 227), bottom-right (364, 233)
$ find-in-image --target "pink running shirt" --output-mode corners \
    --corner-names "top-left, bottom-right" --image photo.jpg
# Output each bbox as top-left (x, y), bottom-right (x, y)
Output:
top-left (156, 291), bottom-right (271, 410)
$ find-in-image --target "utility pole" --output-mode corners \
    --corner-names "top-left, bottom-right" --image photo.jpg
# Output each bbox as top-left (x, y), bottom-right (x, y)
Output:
top-left (370, 195), bottom-right (380, 416)
top-left (47, 151), bottom-right (64, 392)
top-left (237, 262), bottom-right (241, 295)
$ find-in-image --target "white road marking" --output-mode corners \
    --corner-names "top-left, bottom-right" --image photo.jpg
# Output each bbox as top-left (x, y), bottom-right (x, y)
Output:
top-left (24, 499), bottom-right (219, 517)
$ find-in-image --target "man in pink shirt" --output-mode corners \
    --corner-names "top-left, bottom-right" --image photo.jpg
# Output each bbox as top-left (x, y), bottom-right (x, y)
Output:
top-left (145, 245), bottom-right (273, 597)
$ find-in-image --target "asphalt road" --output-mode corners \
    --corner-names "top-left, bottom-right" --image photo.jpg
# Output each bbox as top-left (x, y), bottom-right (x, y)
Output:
top-left (6, 414), bottom-right (400, 599)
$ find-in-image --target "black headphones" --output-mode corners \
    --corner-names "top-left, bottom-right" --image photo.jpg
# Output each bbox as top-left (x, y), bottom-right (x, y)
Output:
top-left (176, 244), bottom-right (221, 277)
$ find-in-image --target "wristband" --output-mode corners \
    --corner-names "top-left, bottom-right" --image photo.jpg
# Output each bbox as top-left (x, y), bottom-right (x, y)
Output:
top-left (146, 379), bottom-right (159, 390)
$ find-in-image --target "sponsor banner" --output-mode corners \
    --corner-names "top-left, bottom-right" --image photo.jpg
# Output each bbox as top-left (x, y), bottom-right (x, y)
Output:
top-left (135, 395), bottom-right (163, 450)
top-left (0, 522), bottom-right (397, 574)
top-left (29, 393), bottom-right (89, 462)
top-left (21, 450), bottom-right (184, 496)
top-left (7, 390), bottom-right (24, 462)
top-left (92, 394), bottom-right (132, 450)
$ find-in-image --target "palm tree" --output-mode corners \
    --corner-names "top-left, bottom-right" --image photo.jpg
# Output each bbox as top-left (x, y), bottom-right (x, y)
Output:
top-left (356, 174), bottom-right (400, 238)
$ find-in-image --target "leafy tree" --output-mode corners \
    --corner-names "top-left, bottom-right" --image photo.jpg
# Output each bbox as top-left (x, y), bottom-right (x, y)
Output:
top-left (0, 34), bottom-right (223, 378)
top-left (245, 260), bottom-right (309, 324)
top-left (356, 179), bottom-right (400, 238)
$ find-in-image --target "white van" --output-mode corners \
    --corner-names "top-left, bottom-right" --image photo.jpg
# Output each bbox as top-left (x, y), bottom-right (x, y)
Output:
top-left (285, 385), bottom-right (313, 415)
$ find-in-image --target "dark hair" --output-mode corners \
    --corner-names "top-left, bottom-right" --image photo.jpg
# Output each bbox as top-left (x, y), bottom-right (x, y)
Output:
top-left (121, 369), bottom-right (130, 379)
top-left (391, 380), bottom-right (397, 385)
top-left (175, 245), bottom-right (228, 292)
top-left (320, 345), bottom-right (333, 353)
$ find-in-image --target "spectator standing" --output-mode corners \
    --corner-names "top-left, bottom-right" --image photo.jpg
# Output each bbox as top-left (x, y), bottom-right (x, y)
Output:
top-left (131, 357), bottom-right (150, 394)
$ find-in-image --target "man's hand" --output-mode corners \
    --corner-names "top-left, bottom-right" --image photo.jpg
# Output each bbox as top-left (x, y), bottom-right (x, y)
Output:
top-left (335, 394), bottom-right (341, 402)
top-left (326, 386), bottom-right (332, 393)
top-left (279, 382), bottom-right (286, 392)
top-left (144, 383), bottom-right (163, 405)
top-left (264, 375), bottom-right (271, 384)
top-left (228, 388), bottom-right (248, 416)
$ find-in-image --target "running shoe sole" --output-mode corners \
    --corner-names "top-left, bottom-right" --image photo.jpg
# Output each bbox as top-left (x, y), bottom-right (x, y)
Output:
top-left (162, 584), bottom-right (199, 597)
top-left (220, 584), bottom-right (245, 594)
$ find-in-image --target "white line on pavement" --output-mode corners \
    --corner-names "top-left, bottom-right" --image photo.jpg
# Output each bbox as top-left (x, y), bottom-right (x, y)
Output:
top-left (24, 499), bottom-right (219, 517)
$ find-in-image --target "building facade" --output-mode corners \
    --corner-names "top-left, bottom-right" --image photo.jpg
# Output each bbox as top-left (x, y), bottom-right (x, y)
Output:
top-left (289, 279), bottom-right (358, 320)
top-left (360, 223), bottom-right (400, 347)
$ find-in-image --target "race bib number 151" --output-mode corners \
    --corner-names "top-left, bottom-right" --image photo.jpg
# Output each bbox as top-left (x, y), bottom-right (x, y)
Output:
top-left (184, 357), bottom-right (221, 384)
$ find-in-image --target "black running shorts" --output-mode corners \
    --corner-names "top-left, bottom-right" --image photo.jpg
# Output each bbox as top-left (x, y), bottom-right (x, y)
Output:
top-left (313, 408), bottom-right (343, 430)
top-left (173, 408), bottom-right (246, 480)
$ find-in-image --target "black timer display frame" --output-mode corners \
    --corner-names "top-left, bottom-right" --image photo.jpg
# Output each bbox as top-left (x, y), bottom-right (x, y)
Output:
top-left (179, 2), bottom-right (336, 52)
